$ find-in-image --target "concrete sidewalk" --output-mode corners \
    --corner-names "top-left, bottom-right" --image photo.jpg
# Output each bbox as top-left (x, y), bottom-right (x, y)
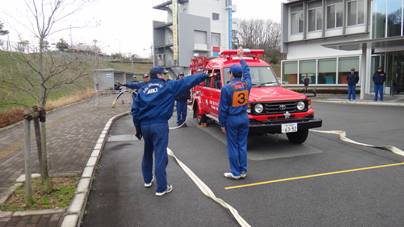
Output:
top-left (0, 93), bottom-right (131, 227)
top-left (312, 94), bottom-right (404, 107)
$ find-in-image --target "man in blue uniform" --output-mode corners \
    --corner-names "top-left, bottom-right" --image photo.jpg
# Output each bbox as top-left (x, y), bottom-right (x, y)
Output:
top-left (175, 73), bottom-right (190, 127)
top-left (119, 74), bottom-right (150, 138)
top-left (219, 51), bottom-right (252, 180)
top-left (133, 67), bottom-right (210, 196)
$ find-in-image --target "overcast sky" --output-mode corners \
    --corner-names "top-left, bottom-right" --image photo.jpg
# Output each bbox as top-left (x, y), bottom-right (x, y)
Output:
top-left (1, 0), bottom-right (284, 57)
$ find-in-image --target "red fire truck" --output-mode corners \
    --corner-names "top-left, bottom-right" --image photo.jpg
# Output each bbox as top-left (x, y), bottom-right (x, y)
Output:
top-left (190, 49), bottom-right (322, 144)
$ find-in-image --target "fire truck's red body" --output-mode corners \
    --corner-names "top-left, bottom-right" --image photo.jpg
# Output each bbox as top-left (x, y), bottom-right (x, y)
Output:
top-left (190, 49), bottom-right (322, 144)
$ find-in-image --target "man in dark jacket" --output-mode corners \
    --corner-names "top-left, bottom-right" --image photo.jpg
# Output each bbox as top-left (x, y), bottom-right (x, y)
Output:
top-left (373, 67), bottom-right (386, 101)
top-left (347, 68), bottom-right (359, 101)
top-left (133, 67), bottom-right (211, 196)
top-left (175, 73), bottom-right (190, 127)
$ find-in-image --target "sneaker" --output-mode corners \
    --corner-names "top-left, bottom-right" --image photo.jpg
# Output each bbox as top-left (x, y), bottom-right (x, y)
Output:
top-left (144, 177), bottom-right (154, 188)
top-left (224, 172), bottom-right (241, 180)
top-left (240, 172), bottom-right (247, 179)
top-left (155, 185), bottom-right (173, 196)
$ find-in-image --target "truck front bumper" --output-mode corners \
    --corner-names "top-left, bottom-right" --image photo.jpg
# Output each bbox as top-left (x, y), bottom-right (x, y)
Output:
top-left (249, 118), bottom-right (322, 134)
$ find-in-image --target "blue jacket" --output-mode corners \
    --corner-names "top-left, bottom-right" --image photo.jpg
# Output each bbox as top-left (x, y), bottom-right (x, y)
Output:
top-left (347, 72), bottom-right (359, 86)
top-left (124, 81), bottom-right (144, 112)
top-left (133, 73), bottom-right (207, 127)
top-left (218, 59), bottom-right (252, 127)
top-left (373, 72), bottom-right (386, 85)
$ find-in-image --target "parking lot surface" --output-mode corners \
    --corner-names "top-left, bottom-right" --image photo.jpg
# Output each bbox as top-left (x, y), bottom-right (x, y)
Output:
top-left (82, 103), bottom-right (404, 227)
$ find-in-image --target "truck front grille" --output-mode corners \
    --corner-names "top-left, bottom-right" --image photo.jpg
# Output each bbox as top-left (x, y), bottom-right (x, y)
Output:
top-left (259, 101), bottom-right (305, 115)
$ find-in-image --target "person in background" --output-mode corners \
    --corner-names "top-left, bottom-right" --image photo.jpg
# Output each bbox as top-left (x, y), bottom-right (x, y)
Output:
top-left (373, 67), bottom-right (386, 101)
top-left (347, 68), bottom-right (359, 101)
top-left (175, 73), bottom-right (190, 127)
top-left (142, 73), bottom-right (150, 83)
top-left (303, 75), bottom-right (310, 94)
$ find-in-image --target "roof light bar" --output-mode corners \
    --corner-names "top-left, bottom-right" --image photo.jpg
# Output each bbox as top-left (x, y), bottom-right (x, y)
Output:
top-left (220, 49), bottom-right (264, 58)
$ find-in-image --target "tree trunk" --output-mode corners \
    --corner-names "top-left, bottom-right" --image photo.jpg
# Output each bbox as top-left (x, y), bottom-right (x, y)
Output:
top-left (40, 119), bottom-right (51, 192)
top-left (38, 38), bottom-right (52, 192)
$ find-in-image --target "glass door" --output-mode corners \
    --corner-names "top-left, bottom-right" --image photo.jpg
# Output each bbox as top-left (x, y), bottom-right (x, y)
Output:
top-left (370, 55), bottom-right (385, 93)
top-left (391, 52), bottom-right (404, 94)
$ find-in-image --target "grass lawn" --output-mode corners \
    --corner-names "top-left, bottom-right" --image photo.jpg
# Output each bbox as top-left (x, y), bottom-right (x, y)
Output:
top-left (0, 177), bottom-right (79, 211)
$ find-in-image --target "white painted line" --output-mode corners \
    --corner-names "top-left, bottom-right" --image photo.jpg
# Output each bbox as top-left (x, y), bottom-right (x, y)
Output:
top-left (61, 214), bottom-right (79, 227)
top-left (167, 148), bottom-right (250, 227)
top-left (81, 167), bottom-right (94, 178)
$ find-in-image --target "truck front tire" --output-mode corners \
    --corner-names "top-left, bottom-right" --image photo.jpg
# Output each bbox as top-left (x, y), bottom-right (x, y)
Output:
top-left (193, 104), bottom-right (207, 125)
top-left (286, 129), bottom-right (309, 144)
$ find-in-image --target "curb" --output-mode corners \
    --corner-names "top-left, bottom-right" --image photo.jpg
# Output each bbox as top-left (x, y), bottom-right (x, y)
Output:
top-left (60, 111), bottom-right (130, 227)
top-left (313, 99), bottom-right (404, 107)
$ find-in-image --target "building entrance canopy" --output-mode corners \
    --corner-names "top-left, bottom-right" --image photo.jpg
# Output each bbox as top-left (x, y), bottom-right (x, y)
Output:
top-left (322, 37), bottom-right (404, 51)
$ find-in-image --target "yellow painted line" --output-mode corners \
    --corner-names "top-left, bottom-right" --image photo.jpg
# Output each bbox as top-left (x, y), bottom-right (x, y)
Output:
top-left (225, 162), bottom-right (404, 190)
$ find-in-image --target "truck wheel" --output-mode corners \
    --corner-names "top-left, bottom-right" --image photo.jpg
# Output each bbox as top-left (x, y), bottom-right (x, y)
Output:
top-left (286, 129), bottom-right (309, 144)
top-left (193, 105), bottom-right (207, 125)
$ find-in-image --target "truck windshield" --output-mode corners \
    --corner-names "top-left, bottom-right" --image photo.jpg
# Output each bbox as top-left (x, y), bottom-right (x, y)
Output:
top-left (224, 66), bottom-right (279, 86)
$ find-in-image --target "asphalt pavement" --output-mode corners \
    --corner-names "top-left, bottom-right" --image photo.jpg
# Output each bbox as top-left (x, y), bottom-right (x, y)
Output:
top-left (82, 103), bottom-right (404, 227)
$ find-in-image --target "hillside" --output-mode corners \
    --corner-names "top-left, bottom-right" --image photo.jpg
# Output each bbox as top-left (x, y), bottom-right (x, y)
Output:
top-left (0, 50), bottom-right (151, 112)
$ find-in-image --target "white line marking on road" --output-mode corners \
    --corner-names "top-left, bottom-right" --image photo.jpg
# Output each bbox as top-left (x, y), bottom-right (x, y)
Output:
top-left (311, 130), bottom-right (404, 157)
top-left (167, 148), bottom-right (251, 227)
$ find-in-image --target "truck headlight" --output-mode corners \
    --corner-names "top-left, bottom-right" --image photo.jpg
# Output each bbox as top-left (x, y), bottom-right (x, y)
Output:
top-left (297, 101), bottom-right (305, 111)
top-left (254, 103), bottom-right (264, 114)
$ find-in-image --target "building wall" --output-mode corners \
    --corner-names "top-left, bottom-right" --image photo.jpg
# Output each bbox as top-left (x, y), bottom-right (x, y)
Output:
top-left (184, 0), bottom-right (229, 50)
top-left (281, 0), bottom-right (371, 89)
top-left (286, 41), bottom-right (362, 60)
top-left (153, 0), bottom-right (230, 72)
top-left (178, 13), bottom-right (211, 67)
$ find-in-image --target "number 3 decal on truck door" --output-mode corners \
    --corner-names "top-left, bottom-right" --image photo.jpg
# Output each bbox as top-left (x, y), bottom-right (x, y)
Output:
top-left (232, 90), bottom-right (249, 107)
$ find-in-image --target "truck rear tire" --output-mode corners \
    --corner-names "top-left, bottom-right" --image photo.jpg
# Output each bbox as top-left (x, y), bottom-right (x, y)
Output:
top-left (286, 129), bottom-right (309, 144)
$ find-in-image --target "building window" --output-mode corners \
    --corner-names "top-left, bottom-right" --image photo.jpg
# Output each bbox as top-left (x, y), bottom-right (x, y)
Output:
top-left (387, 0), bottom-right (402, 37)
top-left (291, 4), bottom-right (304, 34)
top-left (211, 32), bottom-right (221, 47)
top-left (283, 61), bottom-right (298, 84)
top-left (338, 57), bottom-right (360, 84)
top-left (318, 58), bottom-right (337, 84)
top-left (327, 0), bottom-right (343, 29)
top-left (212, 13), bottom-right (220, 21)
top-left (194, 30), bottom-right (207, 45)
top-left (299, 60), bottom-right (316, 84)
top-left (347, 0), bottom-right (365, 26)
top-left (308, 1), bottom-right (323, 32)
top-left (372, 0), bottom-right (387, 38)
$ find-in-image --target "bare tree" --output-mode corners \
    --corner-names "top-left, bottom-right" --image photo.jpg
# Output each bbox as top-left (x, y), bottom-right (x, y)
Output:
top-left (0, 21), bottom-right (9, 35)
top-left (237, 19), bottom-right (282, 63)
top-left (0, 0), bottom-right (91, 192)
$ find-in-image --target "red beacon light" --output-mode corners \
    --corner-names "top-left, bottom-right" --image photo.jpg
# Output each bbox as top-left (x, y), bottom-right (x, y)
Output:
top-left (220, 49), bottom-right (264, 60)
